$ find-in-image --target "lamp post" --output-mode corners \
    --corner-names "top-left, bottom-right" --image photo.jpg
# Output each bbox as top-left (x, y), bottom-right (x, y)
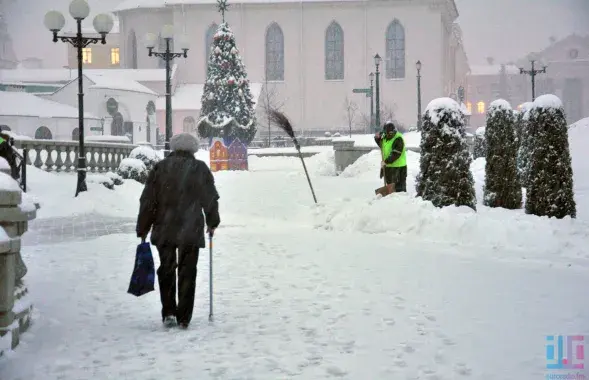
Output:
top-left (519, 55), bottom-right (547, 101)
top-left (44, 1), bottom-right (114, 197)
top-left (369, 72), bottom-right (375, 132)
top-left (144, 26), bottom-right (189, 157)
top-left (374, 53), bottom-right (382, 131)
top-left (416, 60), bottom-right (422, 131)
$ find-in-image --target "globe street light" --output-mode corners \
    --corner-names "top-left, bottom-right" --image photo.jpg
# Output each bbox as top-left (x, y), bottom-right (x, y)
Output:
top-left (374, 53), bottom-right (382, 131)
top-left (44, 0), bottom-right (114, 197)
top-left (145, 26), bottom-right (189, 157)
top-left (416, 60), bottom-right (422, 131)
top-left (369, 72), bottom-right (375, 132)
top-left (519, 53), bottom-right (547, 101)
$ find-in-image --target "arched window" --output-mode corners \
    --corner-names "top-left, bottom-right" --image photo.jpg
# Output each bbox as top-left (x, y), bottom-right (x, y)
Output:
top-left (35, 126), bottom-right (52, 140)
top-left (0, 125), bottom-right (10, 132)
top-left (385, 20), bottom-right (405, 79)
top-left (71, 128), bottom-right (79, 141)
top-left (325, 21), bottom-right (344, 80)
top-left (127, 30), bottom-right (138, 69)
top-left (158, 36), bottom-right (174, 69)
top-left (477, 101), bottom-right (485, 114)
top-left (205, 23), bottom-right (218, 73)
top-left (183, 116), bottom-right (196, 133)
top-left (265, 23), bottom-right (284, 81)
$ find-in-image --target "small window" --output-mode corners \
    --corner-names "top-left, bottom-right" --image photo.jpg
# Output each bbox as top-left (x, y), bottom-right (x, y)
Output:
top-left (477, 101), bottom-right (485, 114)
top-left (111, 48), bottom-right (120, 65)
top-left (466, 102), bottom-right (472, 114)
top-left (82, 48), bottom-right (92, 64)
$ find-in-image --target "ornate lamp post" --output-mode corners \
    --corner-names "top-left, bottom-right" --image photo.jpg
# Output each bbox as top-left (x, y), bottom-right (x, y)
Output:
top-left (374, 53), bottom-right (382, 131)
top-left (44, 0), bottom-right (114, 197)
top-left (369, 72), bottom-right (375, 132)
top-left (416, 60), bottom-right (422, 131)
top-left (144, 26), bottom-right (189, 156)
top-left (519, 54), bottom-right (547, 101)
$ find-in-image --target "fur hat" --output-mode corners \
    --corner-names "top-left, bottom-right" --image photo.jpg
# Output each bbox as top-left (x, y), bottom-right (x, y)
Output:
top-left (170, 133), bottom-right (199, 154)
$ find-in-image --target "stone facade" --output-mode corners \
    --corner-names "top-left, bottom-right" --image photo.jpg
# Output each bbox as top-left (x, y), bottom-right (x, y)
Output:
top-left (0, 165), bottom-right (38, 357)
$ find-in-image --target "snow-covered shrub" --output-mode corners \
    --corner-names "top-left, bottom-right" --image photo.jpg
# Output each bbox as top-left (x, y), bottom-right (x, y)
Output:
top-left (525, 95), bottom-right (576, 219)
top-left (324, 131), bottom-right (332, 138)
top-left (333, 132), bottom-right (341, 137)
top-left (483, 100), bottom-right (522, 209)
top-left (415, 97), bottom-right (476, 210)
top-left (87, 174), bottom-right (115, 190)
top-left (516, 102), bottom-right (533, 186)
top-left (129, 145), bottom-right (159, 171)
top-left (105, 171), bottom-right (124, 186)
top-left (117, 158), bottom-right (148, 184)
top-left (473, 127), bottom-right (486, 159)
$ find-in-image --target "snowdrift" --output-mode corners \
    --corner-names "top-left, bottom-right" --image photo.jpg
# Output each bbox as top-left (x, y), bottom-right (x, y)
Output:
top-left (313, 192), bottom-right (589, 261)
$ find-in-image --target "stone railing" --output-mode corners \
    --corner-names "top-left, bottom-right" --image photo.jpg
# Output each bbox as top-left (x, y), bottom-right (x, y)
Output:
top-left (0, 166), bottom-right (38, 356)
top-left (13, 139), bottom-right (137, 173)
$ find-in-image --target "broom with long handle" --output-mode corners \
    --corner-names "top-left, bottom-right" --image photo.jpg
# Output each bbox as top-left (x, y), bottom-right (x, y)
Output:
top-left (268, 110), bottom-right (318, 204)
top-left (208, 232), bottom-right (214, 322)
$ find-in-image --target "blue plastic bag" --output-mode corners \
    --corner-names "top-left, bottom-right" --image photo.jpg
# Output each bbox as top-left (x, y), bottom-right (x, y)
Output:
top-left (127, 242), bottom-right (155, 297)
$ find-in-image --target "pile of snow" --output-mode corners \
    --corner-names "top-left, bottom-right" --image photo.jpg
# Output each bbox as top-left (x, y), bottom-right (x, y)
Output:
top-left (22, 166), bottom-right (144, 219)
top-left (247, 151), bottom-right (335, 176)
top-left (313, 193), bottom-right (589, 261)
top-left (0, 172), bottom-right (21, 192)
top-left (0, 157), bottom-right (10, 171)
top-left (87, 174), bottom-right (115, 189)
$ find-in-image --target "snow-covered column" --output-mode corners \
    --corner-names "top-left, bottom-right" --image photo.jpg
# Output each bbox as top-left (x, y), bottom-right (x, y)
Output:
top-left (0, 171), bottom-right (37, 356)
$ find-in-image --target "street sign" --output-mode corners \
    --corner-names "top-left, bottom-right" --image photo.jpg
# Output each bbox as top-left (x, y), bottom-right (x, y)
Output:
top-left (90, 127), bottom-right (103, 132)
top-left (352, 88), bottom-right (371, 94)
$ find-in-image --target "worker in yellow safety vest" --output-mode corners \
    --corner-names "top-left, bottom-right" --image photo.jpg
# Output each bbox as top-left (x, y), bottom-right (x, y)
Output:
top-left (374, 122), bottom-right (407, 192)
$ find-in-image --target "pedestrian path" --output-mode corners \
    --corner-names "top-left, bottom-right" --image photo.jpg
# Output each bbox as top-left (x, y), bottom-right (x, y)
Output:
top-left (22, 213), bottom-right (136, 246)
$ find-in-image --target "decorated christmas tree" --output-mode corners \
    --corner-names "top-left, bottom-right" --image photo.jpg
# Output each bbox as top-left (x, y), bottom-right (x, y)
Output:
top-left (525, 95), bottom-right (576, 219)
top-left (483, 99), bottom-right (522, 209)
top-left (198, 0), bottom-right (257, 145)
top-left (415, 98), bottom-right (476, 210)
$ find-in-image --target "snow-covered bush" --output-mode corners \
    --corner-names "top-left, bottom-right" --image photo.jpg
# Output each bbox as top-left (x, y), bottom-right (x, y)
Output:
top-left (105, 171), bottom-right (124, 186)
top-left (87, 174), bottom-right (115, 190)
top-left (516, 102), bottom-right (533, 186)
top-left (129, 145), bottom-right (159, 171)
top-left (415, 97), bottom-right (476, 210)
top-left (117, 158), bottom-right (148, 184)
top-left (483, 100), bottom-right (522, 209)
top-left (324, 131), bottom-right (332, 138)
top-left (525, 95), bottom-right (576, 219)
top-left (473, 127), bottom-right (486, 159)
top-left (333, 132), bottom-right (341, 137)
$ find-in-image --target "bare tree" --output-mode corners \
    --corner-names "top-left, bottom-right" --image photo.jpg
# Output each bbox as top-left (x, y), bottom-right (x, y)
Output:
top-left (358, 112), bottom-right (372, 133)
top-left (343, 97), bottom-right (359, 137)
top-left (260, 76), bottom-right (285, 147)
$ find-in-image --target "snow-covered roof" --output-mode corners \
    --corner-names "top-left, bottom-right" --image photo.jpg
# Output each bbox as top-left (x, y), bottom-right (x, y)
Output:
top-left (156, 82), bottom-right (262, 111)
top-left (0, 66), bottom-right (175, 84)
top-left (0, 92), bottom-right (100, 119)
top-left (115, 0), bottom-right (367, 11)
top-left (469, 64), bottom-right (520, 76)
top-left (86, 73), bottom-right (157, 95)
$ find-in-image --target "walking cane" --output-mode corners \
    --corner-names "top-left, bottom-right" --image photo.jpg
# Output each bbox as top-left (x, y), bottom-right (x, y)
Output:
top-left (208, 232), bottom-right (214, 322)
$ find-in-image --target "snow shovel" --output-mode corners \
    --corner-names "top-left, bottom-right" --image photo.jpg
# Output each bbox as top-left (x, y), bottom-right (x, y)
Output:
top-left (375, 172), bottom-right (394, 197)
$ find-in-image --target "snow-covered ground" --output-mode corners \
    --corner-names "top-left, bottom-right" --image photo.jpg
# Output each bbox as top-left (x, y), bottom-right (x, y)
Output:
top-left (2, 122), bottom-right (589, 379)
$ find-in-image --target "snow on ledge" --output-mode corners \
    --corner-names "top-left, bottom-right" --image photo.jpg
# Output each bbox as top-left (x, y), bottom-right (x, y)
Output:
top-left (533, 94), bottom-right (563, 109)
top-left (85, 136), bottom-right (131, 143)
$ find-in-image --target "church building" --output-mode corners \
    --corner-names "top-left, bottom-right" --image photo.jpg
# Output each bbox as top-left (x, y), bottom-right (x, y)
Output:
top-left (114, 0), bottom-right (469, 135)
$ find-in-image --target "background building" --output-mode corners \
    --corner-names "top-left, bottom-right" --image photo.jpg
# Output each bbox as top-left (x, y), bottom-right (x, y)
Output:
top-left (467, 34), bottom-right (589, 128)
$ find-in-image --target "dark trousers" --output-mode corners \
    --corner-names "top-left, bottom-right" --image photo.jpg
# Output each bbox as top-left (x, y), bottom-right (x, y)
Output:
top-left (156, 244), bottom-right (200, 324)
top-left (383, 166), bottom-right (408, 192)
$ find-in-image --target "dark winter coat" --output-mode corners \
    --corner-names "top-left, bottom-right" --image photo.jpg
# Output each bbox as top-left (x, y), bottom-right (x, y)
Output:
top-left (136, 151), bottom-right (220, 248)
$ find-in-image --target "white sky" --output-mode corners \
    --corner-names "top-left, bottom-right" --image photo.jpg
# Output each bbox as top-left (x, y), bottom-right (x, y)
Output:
top-left (3, 0), bottom-right (589, 68)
